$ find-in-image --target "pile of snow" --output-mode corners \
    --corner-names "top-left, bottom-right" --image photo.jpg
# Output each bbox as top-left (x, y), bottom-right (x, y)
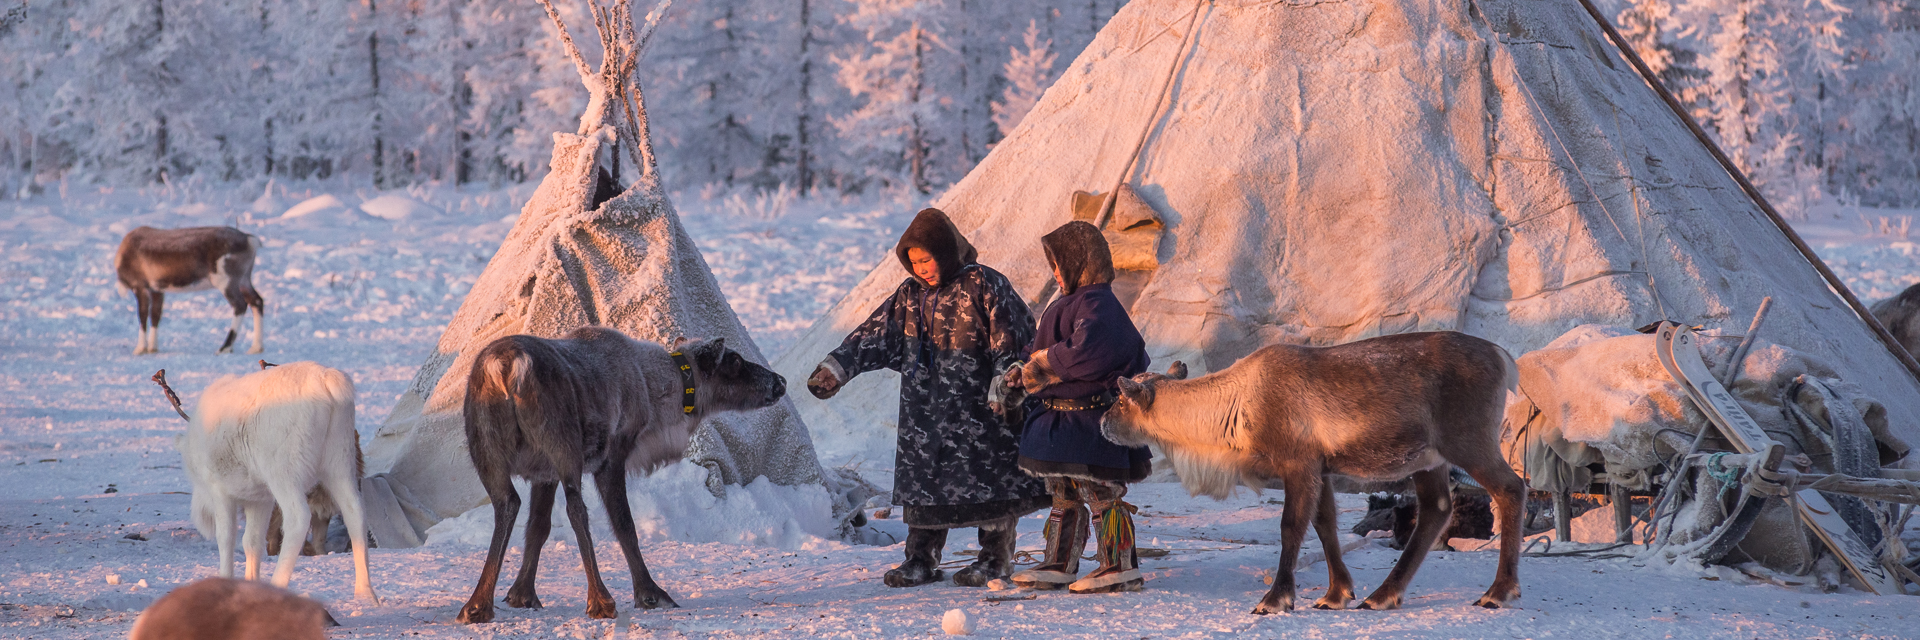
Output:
top-left (357, 194), bottom-right (442, 221)
top-left (276, 194), bottom-right (379, 228)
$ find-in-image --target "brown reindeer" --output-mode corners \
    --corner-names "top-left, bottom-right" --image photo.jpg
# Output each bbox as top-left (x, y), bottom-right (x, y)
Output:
top-left (456, 329), bottom-right (787, 624)
top-left (115, 226), bottom-right (264, 355)
top-left (1100, 331), bottom-right (1525, 614)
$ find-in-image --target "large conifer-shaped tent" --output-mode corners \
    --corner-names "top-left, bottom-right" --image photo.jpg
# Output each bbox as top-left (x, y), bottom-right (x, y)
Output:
top-left (361, 0), bottom-right (840, 546)
top-left (776, 0), bottom-right (1920, 468)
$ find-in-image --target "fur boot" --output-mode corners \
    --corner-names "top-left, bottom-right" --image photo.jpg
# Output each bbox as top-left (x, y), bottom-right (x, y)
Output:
top-left (1069, 489), bottom-right (1143, 593)
top-left (884, 527), bottom-right (948, 588)
top-left (954, 516), bottom-right (1019, 587)
top-left (1010, 500), bottom-right (1089, 590)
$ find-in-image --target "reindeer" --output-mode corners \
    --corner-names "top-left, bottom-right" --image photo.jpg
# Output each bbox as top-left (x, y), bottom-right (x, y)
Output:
top-left (176, 362), bottom-right (378, 604)
top-left (1099, 331), bottom-right (1526, 614)
top-left (456, 328), bottom-right (787, 624)
top-left (115, 226), bottom-right (265, 355)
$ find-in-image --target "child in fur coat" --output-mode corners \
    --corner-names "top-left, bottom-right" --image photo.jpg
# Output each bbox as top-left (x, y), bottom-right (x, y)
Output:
top-left (1005, 220), bottom-right (1152, 593)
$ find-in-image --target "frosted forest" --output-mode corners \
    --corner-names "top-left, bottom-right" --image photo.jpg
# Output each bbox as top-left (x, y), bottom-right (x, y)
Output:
top-left (2, 0), bottom-right (1918, 211)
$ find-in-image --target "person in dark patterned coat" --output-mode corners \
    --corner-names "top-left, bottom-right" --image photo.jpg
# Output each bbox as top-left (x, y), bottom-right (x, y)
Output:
top-left (1007, 220), bottom-right (1153, 594)
top-left (806, 208), bottom-right (1050, 588)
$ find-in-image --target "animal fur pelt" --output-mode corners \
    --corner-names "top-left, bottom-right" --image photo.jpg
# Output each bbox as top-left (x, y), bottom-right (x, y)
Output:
top-left (129, 577), bottom-right (332, 640)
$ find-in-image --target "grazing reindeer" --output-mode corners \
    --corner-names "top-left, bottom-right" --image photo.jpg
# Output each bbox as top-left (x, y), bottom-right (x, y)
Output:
top-left (116, 226), bottom-right (265, 355)
top-left (1100, 332), bottom-right (1525, 614)
top-left (176, 362), bottom-right (378, 603)
top-left (457, 328), bottom-right (787, 624)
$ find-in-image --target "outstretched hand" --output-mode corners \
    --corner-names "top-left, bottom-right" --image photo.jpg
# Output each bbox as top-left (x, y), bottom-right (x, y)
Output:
top-left (1004, 363), bottom-right (1025, 389)
top-left (807, 365), bottom-right (842, 400)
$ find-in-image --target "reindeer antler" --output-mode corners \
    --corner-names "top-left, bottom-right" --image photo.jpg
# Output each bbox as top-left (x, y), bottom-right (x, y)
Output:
top-left (150, 370), bottom-right (190, 422)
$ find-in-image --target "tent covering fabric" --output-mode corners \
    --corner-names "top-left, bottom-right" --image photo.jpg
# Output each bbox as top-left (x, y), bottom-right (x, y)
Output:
top-left (775, 0), bottom-right (1920, 471)
top-left (362, 126), bottom-right (843, 546)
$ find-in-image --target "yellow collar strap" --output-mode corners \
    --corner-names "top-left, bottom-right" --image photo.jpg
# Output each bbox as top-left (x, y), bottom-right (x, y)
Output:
top-left (669, 350), bottom-right (696, 415)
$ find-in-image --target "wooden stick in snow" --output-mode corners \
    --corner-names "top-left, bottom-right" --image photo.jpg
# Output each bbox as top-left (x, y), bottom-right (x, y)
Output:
top-left (151, 370), bottom-right (190, 422)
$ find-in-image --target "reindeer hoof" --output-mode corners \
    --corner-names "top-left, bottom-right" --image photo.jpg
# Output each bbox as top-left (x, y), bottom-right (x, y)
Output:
top-left (635, 586), bottom-right (680, 610)
top-left (585, 599), bottom-right (618, 619)
top-left (455, 602), bottom-right (494, 624)
top-left (504, 589), bottom-right (542, 609)
top-left (1357, 596), bottom-right (1403, 611)
top-left (1251, 594), bottom-right (1294, 615)
top-left (1473, 594), bottom-right (1512, 609)
top-left (248, 346), bottom-right (264, 355)
top-left (1312, 597), bottom-right (1349, 610)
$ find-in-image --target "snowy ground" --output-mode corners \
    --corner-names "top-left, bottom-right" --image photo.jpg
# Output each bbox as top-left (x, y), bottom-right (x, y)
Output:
top-left (2, 184), bottom-right (1917, 639)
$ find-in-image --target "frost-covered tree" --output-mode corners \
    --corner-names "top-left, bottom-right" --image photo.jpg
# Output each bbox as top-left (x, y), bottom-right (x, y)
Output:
top-left (991, 20), bottom-right (1056, 140)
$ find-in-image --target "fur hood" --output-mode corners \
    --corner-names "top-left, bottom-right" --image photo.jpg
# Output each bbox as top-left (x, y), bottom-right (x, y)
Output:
top-left (894, 208), bottom-right (978, 288)
top-left (1041, 221), bottom-right (1116, 295)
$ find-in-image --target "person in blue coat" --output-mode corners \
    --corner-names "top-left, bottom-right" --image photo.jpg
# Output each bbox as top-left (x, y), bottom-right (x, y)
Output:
top-left (1005, 220), bottom-right (1152, 593)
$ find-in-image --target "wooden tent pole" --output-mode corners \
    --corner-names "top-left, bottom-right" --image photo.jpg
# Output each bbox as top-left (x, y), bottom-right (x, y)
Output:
top-left (1572, 0), bottom-right (1920, 384)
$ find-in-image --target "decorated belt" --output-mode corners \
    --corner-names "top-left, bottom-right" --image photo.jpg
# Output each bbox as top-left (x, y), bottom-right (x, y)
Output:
top-left (1040, 391), bottom-right (1116, 412)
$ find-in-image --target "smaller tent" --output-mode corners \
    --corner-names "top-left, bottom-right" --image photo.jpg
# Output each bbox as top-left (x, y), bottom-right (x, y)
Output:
top-left (360, 0), bottom-right (863, 546)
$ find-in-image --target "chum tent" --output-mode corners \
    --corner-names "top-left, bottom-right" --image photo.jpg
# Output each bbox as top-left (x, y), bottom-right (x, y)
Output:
top-left (775, 0), bottom-right (1920, 473)
top-left (360, 0), bottom-right (854, 547)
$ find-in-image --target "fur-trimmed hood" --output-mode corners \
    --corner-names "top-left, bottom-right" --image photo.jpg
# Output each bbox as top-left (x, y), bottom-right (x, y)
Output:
top-left (1041, 221), bottom-right (1115, 295)
top-left (894, 208), bottom-right (978, 288)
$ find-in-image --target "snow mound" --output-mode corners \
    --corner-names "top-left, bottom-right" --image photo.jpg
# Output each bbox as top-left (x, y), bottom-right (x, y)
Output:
top-left (280, 194), bottom-right (350, 218)
top-left (276, 194), bottom-right (380, 228)
top-left (357, 194), bottom-right (441, 221)
top-left (423, 462), bottom-right (841, 551)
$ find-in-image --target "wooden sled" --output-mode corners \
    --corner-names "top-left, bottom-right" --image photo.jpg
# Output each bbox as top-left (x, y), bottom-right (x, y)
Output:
top-left (1655, 323), bottom-right (1901, 595)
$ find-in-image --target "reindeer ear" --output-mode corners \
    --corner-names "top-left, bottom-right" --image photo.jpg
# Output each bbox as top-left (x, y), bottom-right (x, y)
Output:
top-left (1166, 361), bottom-right (1189, 380)
top-left (1116, 377), bottom-right (1153, 409)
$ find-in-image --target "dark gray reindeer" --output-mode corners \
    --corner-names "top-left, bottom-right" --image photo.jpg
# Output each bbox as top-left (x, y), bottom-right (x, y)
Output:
top-left (115, 226), bottom-right (265, 355)
top-left (1099, 331), bottom-right (1526, 614)
top-left (456, 328), bottom-right (787, 624)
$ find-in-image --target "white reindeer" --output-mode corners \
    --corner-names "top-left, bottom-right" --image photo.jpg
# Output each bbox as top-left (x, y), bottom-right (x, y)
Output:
top-left (177, 362), bottom-right (377, 603)
top-left (115, 226), bottom-right (265, 355)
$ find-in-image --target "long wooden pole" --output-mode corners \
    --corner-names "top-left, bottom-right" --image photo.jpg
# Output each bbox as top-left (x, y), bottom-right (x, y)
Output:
top-left (1572, 0), bottom-right (1920, 385)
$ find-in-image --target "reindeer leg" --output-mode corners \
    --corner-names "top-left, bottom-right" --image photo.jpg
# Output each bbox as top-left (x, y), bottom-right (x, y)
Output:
top-left (148, 291), bottom-right (165, 354)
top-left (562, 480), bottom-right (618, 619)
top-left (1460, 460), bottom-right (1526, 608)
top-left (246, 290), bottom-right (264, 355)
top-left (322, 473), bottom-right (379, 604)
top-left (133, 289), bottom-right (153, 355)
top-left (242, 502), bottom-right (271, 582)
top-left (504, 481), bottom-right (556, 610)
top-left (213, 497), bottom-right (238, 579)
top-left (596, 464), bottom-right (679, 609)
top-left (456, 467), bottom-right (521, 624)
top-left (218, 288), bottom-right (246, 354)
top-left (1311, 480), bottom-right (1355, 610)
top-left (1253, 473), bottom-right (1320, 615)
top-left (268, 491), bottom-right (312, 589)
top-left (1362, 466), bottom-right (1452, 610)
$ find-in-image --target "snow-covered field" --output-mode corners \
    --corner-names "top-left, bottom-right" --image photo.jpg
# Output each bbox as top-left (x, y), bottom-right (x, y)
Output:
top-left (2, 185), bottom-right (1917, 639)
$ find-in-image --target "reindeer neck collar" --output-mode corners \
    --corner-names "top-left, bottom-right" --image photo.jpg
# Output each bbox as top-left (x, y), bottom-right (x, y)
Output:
top-left (669, 350), bottom-right (696, 415)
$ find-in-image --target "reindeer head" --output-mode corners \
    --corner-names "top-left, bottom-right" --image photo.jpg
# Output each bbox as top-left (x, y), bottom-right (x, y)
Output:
top-left (684, 338), bottom-right (786, 413)
top-left (1099, 361), bottom-right (1188, 447)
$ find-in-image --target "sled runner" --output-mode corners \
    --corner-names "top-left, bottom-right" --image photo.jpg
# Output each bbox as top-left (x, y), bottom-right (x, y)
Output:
top-left (1655, 323), bottom-right (1900, 595)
